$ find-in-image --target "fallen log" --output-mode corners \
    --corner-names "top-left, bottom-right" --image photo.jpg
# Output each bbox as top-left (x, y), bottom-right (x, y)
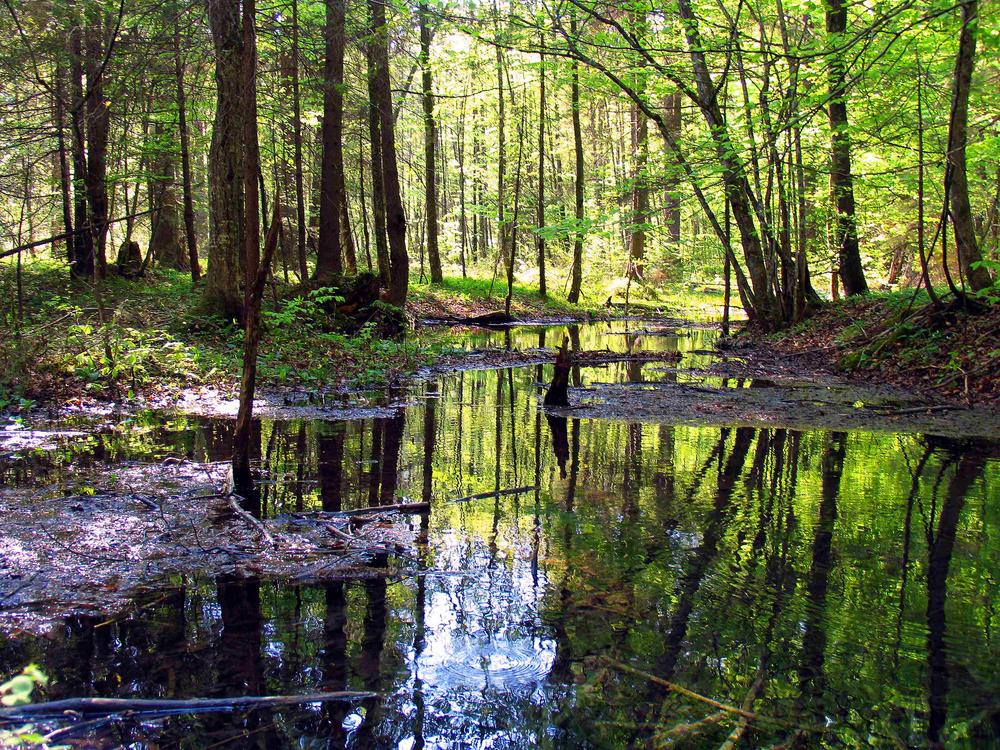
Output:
top-left (322, 501), bottom-right (430, 517)
top-left (449, 486), bottom-right (538, 504)
top-left (0, 691), bottom-right (376, 721)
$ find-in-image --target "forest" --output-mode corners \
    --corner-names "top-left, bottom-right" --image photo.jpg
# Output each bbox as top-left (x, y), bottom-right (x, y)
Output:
top-left (0, 0), bottom-right (998, 746)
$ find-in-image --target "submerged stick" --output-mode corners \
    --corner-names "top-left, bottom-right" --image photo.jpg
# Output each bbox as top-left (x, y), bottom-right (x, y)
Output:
top-left (600, 658), bottom-right (782, 727)
top-left (228, 494), bottom-right (276, 547)
top-left (0, 691), bottom-right (376, 720)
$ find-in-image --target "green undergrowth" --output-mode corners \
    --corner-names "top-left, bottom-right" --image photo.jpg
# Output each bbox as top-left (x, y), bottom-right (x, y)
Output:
top-left (0, 259), bottom-right (443, 406)
top-left (408, 275), bottom-right (602, 317)
top-left (408, 274), bottom-right (733, 320)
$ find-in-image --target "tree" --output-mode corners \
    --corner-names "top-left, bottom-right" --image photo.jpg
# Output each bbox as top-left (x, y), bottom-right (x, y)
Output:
top-left (368, 0), bottom-right (408, 305)
top-left (946, 0), bottom-right (992, 292)
top-left (316, 0), bottom-right (348, 281)
top-left (205, 0), bottom-right (246, 319)
top-left (567, 16), bottom-right (584, 305)
top-left (419, 0), bottom-right (442, 283)
top-left (826, 0), bottom-right (868, 295)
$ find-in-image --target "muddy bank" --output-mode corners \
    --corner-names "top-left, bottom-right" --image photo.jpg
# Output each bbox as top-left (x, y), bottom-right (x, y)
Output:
top-left (554, 368), bottom-right (1000, 439)
top-left (0, 459), bottom-right (416, 634)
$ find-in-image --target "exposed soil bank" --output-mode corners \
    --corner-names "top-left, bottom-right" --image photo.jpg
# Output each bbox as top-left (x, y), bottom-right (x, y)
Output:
top-left (768, 294), bottom-right (1000, 405)
top-left (0, 459), bottom-right (416, 633)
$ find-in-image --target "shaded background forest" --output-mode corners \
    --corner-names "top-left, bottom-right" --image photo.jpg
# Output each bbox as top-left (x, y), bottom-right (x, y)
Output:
top-left (0, 0), bottom-right (997, 329)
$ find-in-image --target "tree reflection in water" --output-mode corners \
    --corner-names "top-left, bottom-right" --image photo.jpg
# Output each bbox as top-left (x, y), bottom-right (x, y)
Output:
top-left (1, 326), bottom-right (998, 748)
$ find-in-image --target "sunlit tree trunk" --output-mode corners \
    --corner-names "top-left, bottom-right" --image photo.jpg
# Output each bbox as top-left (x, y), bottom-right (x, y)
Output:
top-left (367, 0), bottom-right (408, 304)
top-left (174, 22), bottom-right (200, 281)
top-left (826, 0), bottom-right (868, 296)
top-left (947, 0), bottom-right (992, 292)
top-left (316, 0), bottom-right (347, 281)
top-left (536, 35), bottom-right (547, 297)
top-left (205, 0), bottom-right (245, 319)
top-left (568, 17), bottom-right (584, 304)
top-left (419, 0), bottom-right (442, 282)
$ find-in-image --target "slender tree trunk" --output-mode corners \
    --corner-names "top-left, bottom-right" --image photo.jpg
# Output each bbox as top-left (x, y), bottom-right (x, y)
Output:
top-left (368, 0), bottom-right (408, 305)
top-left (419, 0), bottom-right (442, 282)
top-left (316, 0), bottom-right (347, 281)
top-left (663, 93), bottom-right (682, 248)
top-left (677, 0), bottom-right (780, 327)
top-left (947, 0), bottom-right (991, 292)
top-left (366, 59), bottom-right (389, 286)
top-left (458, 92), bottom-right (468, 277)
top-left (630, 104), bottom-right (649, 281)
top-left (54, 62), bottom-right (75, 266)
top-left (68, 17), bottom-right (94, 279)
top-left (233, 0), bottom-right (281, 494)
top-left (149, 123), bottom-right (186, 269)
top-left (536, 35), bottom-right (547, 297)
top-left (205, 0), bottom-right (245, 319)
top-left (826, 0), bottom-right (868, 295)
top-left (568, 18), bottom-right (584, 304)
top-left (174, 24), bottom-right (201, 280)
top-left (84, 9), bottom-right (110, 278)
top-left (290, 0), bottom-right (308, 281)
top-left (495, 11), bottom-right (507, 296)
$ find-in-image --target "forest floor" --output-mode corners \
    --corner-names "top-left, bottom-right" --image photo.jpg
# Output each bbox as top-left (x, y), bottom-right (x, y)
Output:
top-left (0, 262), bottom-right (715, 411)
top-left (768, 290), bottom-right (1000, 406)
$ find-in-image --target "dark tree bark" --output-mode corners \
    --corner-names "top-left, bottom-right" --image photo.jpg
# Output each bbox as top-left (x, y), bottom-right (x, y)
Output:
top-left (419, 0), bottom-right (442, 282)
top-left (84, 8), bottom-right (110, 278)
top-left (54, 62), bottom-right (75, 266)
top-left (148, 123), bottom-right (186, 269)
top-left (316, 0), bottom-right (347, 281)
top-left (68, 17), bottom-right (94, 279)
top-left (366, 89), bottom-right (389, 285)
top-left (205, 0), bottom-right (246, 319)
top-left (663, 92), bottom-right (682, 248)
top-left (174, 22), bottom-right (201, 281)
top-left (946, 0), bottom-right (992, 292)
top-left (826, 0), bottom-right (868, 296)
top-left (367, 0), bottom-right (408, 305)
top-left (568, 17), bottom-right (584, 304)
top-left (232, 0), bottom-right (281, 495)
top-left (629, 104), bottom-right (649, 280)
top-left (290, 0), bottom-right (308, 281)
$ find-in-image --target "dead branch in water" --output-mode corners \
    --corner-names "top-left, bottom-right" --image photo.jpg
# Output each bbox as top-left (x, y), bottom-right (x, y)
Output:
top-left (227, 494), bottom-right (276, 547)
top-left (0, 691), bottom-right (376, 721)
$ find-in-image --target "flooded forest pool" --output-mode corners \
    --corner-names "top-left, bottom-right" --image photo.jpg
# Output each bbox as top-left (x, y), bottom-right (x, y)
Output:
top-left (1, 321), bottom-right (998, 748)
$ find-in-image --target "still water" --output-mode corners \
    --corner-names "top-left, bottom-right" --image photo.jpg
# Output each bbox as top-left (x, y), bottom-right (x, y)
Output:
top-left (1, 322), bottom-right (998, 748)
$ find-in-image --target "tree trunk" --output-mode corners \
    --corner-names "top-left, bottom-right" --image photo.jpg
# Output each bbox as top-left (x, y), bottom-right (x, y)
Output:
top-left (629, 104), bottom-right (649, 281)
top-left (826, 0), bottom-right (868, 296)
top-left (68, 17), bottom-right (94, 279)
top-left (677, 0), bottom-right (780, 327)
top-left (148, 123), bottom-right (186, 269)
top-left (536, 35), bottom-right (547, 297)
top-left (568, 18), bottom-right (584, 304)
top-left (316, 0), bottom-right (347, 281)
top-left (495, 12), bottom-right (507, 296)
top-left (290, 0), bottom-right (308, 281)
top-left (205, 0), bottom-right (245, 319)
top-left (366, 55), bottom-right (390, 286)
top-left (663, 92), bottom-right (682, 248)
top-left (84, 9), bottom-right (110, 278)
top-left (174, 23), bottom-right (201, 281)
top-left (947, 0), bottom-right (992, 292)
top-left (419, 0), bottom-right (442, 282)
top-left (368, 0), bottom-right (408, 305)
top-left (54, 62), bottom-right (75, 266)
top-left (233, 0), bottom-right (277, 494)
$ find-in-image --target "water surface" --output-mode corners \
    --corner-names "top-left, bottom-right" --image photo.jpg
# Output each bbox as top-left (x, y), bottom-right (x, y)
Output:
top-left (1, 321), bottom-right (998, 748)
